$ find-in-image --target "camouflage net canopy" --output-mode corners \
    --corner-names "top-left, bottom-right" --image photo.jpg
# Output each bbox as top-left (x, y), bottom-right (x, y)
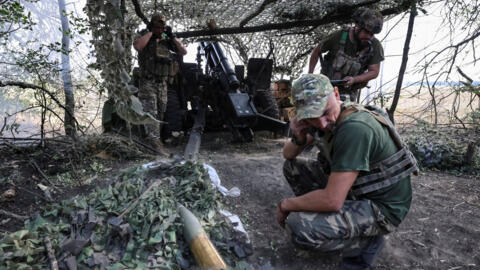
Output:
top-left (83, 0), bottom-right (412, 124)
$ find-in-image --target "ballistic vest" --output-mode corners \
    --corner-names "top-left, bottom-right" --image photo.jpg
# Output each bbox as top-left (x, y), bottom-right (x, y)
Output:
top-left (138, 36), bottom-right (178, 79)
top-left (321, 29), bottom-right (374, 89)
top-left (314, 104), bottom-right (419, 196)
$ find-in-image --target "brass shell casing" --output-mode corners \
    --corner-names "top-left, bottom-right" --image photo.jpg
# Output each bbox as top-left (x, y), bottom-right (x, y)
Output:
top-left (190, 232), bottom-right (227, 270)
top-left (178, 204), bottom-right (227, 270)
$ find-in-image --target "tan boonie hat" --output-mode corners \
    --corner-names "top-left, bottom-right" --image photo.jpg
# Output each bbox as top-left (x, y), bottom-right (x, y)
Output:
top-left (291, 74), bottom-right (334, 121)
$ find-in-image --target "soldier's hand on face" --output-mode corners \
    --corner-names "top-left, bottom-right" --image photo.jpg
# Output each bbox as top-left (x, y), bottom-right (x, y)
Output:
top-left (165, 26), bottom-right (174, 38)
top-left (289, 117), bottom-right (310, 141)
top-left (343, 76), bottom-right (356, 88)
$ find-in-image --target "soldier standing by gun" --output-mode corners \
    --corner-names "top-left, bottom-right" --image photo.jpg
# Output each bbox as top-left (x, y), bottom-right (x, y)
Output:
top-left (277, 74), bottom-right (417, 269)
top-left (133, 13), bottom-right (187, 152)
top-left (308, 8), bottom-right (384, 102)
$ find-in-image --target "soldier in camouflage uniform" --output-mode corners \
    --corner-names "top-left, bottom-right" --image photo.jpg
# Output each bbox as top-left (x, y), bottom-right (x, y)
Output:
top-left (277, 74), bottom-right (418, 269)
top-left (308, 8), bottom-right (384, 102)
top-left (133, 14), bottom-right (187, 150)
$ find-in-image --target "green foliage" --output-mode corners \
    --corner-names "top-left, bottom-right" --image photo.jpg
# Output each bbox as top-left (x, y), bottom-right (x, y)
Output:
top-left (0, 0), bottom-right (37, 41)
top-left (0, 161), bottom-right (230, 269)
top-left (90, 161), bottom-right (104, 173)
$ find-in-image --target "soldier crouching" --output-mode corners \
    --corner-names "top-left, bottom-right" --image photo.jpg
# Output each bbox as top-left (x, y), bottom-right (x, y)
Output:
top-left (277, 74), bottom-right (418, 269)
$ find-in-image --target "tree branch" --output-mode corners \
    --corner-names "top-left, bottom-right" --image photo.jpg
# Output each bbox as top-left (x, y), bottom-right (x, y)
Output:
top-left (457, 67), bottom-right (474, 84)
top-left (421, 29), bottom-right (480, 70)
top-left (175, 1), bottom-right (409, 38)
top-left (0, 209), bottom-right (28, 221)
top-left (388, 2), bottom-right (416, 123)
top-left (0, 81), bottom-right (83, 135)
top-left (239, 0), bottom-right (278, 27)
top-left (131, 0), bottom-right (149, 25)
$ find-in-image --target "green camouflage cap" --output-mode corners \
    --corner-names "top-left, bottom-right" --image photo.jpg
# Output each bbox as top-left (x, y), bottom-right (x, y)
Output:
top-left (292, 74), bottom-right (334, 121)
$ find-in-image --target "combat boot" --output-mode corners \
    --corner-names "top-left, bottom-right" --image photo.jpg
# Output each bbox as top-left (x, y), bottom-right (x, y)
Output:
top-left (342, 235), bottom-right (385, 270)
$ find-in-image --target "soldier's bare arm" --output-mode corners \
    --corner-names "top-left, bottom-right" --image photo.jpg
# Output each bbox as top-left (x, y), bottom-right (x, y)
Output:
top-left (343, 62), bottom-right (380, 88)
top-left (172, 37), bottom-right (187, 56)
top-left (283, 117), bottom-right (314, 159)
top-left (277, 171), bottom-right (359, 221)
top-left (133, 32), bottom-right (153, 52)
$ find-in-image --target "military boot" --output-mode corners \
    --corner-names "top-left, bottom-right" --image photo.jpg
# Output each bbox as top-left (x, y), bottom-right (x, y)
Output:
top-left (342, 235), bottom-right (386, 270)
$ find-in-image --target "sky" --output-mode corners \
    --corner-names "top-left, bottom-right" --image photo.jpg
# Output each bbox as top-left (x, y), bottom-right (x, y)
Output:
top-left (368, 3), bottom-right (479, 96)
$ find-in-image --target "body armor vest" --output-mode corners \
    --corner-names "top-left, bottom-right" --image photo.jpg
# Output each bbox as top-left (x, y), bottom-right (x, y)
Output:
top-left (321, 29), bottom-right (374, 89)
top-left (314, 104), bottom-right (419, 196)
top-left (139, 37), bottom-right (178, 79)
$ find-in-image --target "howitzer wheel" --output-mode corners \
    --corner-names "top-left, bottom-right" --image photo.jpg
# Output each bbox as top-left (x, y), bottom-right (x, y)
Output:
top-left (254, 89), bottom-right (280, 119)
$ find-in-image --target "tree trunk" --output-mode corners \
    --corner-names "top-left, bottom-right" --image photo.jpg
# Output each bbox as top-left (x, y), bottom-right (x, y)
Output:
top-left (465, 142), bottom-right (476, 166)
top-left (58, 0), bottom-right (76, 137)
top-left (387, 2), bottom-right (417, 124)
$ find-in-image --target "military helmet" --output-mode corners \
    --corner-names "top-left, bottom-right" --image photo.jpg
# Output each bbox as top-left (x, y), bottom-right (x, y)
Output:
top-left (291, 74), bottom-right (334, 121)
top-left (352, 8), bottom-right (383, 34)
top-left (151, 13), bottom-right (166, 25)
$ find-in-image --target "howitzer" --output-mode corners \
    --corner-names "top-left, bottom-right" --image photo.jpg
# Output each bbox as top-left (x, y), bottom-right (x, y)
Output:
top-left (165, 41), bottom-right (289, 160)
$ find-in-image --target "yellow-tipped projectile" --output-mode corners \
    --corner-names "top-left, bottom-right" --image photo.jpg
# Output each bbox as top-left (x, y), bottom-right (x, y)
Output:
top-left (178, 204), bottom-right (227, 270)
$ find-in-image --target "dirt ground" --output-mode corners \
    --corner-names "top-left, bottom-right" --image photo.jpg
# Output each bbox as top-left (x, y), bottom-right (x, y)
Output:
top-left (199, 133), bottom-right (480, 270)
top-left (1, 133), bottom-right (479, 269)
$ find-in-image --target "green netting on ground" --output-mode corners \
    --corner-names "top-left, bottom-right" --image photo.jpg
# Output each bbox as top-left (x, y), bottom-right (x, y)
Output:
top-left (404, 125), bottom-right (479, 174)
top-left (0, 161), bottom-right (234, 269)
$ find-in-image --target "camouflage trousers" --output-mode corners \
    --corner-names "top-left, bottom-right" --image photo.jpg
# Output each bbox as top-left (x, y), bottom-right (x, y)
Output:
top-left (138, 77), bottom-right (168, 139)
top-left (283, 158), bottom-right (395, 257)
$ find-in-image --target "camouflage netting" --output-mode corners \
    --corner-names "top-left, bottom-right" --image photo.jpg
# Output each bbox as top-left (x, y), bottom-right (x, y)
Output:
top-left (404, 125), bottom-right (480, 174)
top-left (0, 161), bottom-right (245, 269)
top-left (84, 0), bottom-right (413, 124)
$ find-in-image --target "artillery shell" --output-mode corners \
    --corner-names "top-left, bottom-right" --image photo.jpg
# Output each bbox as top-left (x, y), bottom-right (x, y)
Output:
top-left (178, 204), bottom-right (227, 270)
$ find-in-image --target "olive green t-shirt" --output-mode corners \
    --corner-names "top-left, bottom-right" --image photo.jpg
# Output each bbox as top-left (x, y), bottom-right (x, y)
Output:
top-left (320, 29), bottom-right (384, 72)
top-left (330, 111), bottom-right (412, 226)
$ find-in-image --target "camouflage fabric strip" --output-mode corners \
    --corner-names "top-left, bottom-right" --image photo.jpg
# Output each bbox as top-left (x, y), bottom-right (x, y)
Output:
top-left (285, 199), bottom-right (389, 256)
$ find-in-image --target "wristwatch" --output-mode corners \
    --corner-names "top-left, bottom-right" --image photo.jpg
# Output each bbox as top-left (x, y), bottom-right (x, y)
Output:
top-left (291, 134), bottom-right (306, 146)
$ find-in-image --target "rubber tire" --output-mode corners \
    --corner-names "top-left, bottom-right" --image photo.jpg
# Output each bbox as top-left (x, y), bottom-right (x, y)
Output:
top-left (162, 89), bottom-right (184, 138)
top-left (254, 89), bottom-right (280, 119)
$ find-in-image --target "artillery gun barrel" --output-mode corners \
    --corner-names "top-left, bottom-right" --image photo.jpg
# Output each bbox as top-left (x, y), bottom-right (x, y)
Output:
top-left (200, 41), bottom-right (240, 91)
top-left (178, 204), bottom-right (227, 270)
top-left (184, 106), bottom-right (206, 161)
